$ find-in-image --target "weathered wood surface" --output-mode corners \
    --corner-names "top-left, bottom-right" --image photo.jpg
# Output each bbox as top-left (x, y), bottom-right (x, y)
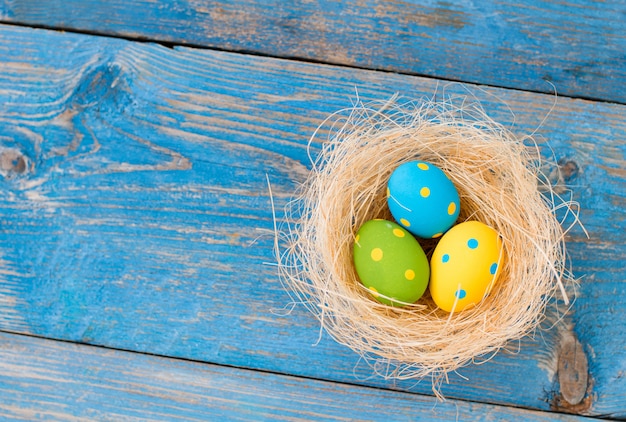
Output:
top-left (1, 0), bottom-right (625, 104)
top-left (0, 331), bottom-right (600, 422)
top-left (0, 23), bottom-right (624, 418)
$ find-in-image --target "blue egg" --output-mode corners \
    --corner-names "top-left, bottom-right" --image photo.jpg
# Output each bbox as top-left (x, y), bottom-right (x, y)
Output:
top-left (387, 160), bottom-right (460, 238)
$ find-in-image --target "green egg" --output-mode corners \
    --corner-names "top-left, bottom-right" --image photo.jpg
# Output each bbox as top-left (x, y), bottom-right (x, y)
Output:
top-left (353, 219), bottom-right (430, 307)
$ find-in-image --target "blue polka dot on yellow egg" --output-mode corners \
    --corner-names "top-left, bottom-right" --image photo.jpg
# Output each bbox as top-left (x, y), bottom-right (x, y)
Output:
top-left (490, 263), bottom-right (498, 275)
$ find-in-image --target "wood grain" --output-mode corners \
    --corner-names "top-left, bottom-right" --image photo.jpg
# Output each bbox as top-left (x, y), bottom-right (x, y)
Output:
top-left (0, 24), bottom-right (624, 417)
top-left (0, 332), bottom-right (601, 422)
top-left (0, 0), bottom-right (625, 104)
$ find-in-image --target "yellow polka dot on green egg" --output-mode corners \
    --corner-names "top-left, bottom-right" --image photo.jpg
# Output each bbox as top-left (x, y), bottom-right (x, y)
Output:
top-left (392, 228), bottom-right (405, 238)
top-left (417, 162), bottom-right (429, 170)
top-left (420, 187), bottom-right (430, 197)
top-left (369, 286), bottom-right (379, 297)
top-left (355, 234), bottom-right (360, 244)
top-left (371, 247), bottom-right (383, 261)
top-left (405, 269), bottom-right (415, 280)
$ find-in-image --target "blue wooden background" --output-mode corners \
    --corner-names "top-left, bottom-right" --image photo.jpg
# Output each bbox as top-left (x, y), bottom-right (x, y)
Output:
top-left (2, 0), bottom-right (625, 103)
top-left (0, 1), bottom-right (625, 420)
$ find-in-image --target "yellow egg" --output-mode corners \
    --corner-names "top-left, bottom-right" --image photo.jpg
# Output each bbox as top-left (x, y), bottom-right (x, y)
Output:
top-left (429, 221), bottom-right (504, 312)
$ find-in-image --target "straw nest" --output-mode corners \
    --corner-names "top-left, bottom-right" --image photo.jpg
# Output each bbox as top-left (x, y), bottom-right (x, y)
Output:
top-left (275, 95), bottom-right (578, 391)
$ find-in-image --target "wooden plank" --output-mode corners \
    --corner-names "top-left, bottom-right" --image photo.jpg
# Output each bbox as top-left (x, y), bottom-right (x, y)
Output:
top-left (0, 23), bottom-right (624, 417)
top-left (0, 332), bottom-right (600, 422)
top-left (1, 0), bottom-right (625, 104)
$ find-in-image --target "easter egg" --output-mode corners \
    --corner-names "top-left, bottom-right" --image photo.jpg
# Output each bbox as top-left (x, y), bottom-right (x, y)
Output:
top-left (429, 221), bottom-right (504, 312)
top-left (353, 219), bottom-right (429, 307)
top-left (387, 160), bottom-right (460, 239)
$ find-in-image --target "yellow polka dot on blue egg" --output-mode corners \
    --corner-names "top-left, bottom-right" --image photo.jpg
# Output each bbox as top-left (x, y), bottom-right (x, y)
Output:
top-left (387, 160), bottom-right (460, 238)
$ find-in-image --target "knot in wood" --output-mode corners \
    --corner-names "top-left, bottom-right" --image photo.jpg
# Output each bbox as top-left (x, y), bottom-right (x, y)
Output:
top-left (0, 147), bottom-right (29, 179)
top-left (558, 330), bottom-right (588, 406)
